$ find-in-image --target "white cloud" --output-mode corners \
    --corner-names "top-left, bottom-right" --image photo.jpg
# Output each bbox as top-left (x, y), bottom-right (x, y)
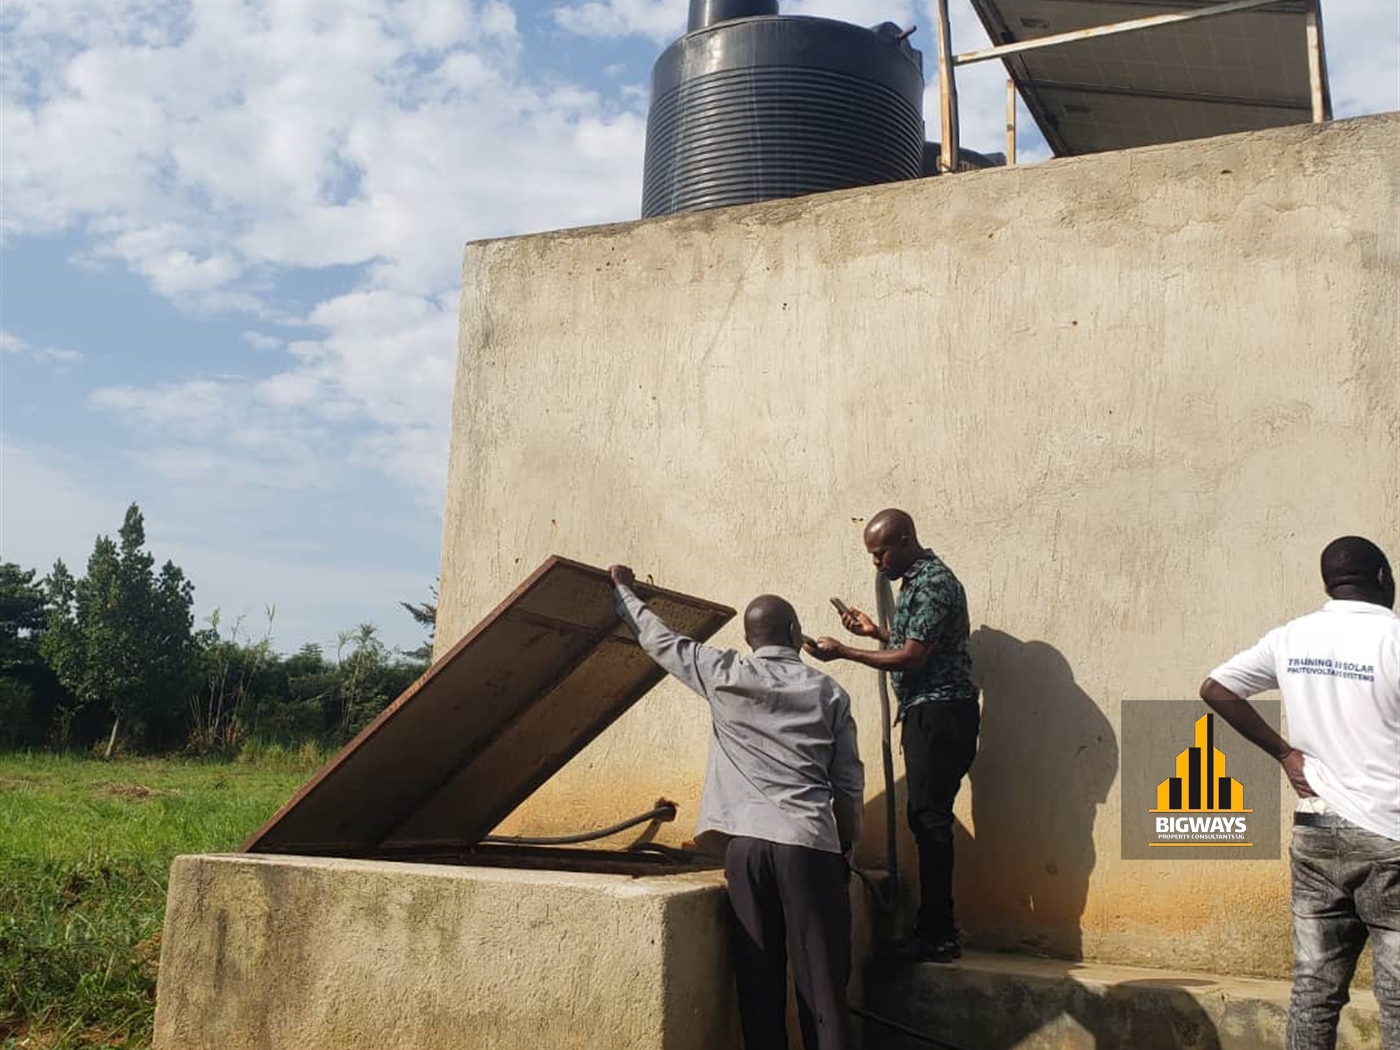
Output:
top-left (0, 329), bottom-right (84, 368)
top-left (784, 0), bottom-right (916, 26)
top-left (0, 436), bottom-right (122, 571)
top-left (3, 0), bottom-right (649, 505)
top-left (0, 435), bottom-right (430, 651)
top-left (552, 0), bottom-right (685, 42)
top-left (88, 377), bottom-right (337, 492)
top-left (240, 330), bottom-right (283, 351)
top-left (84, 285), bottom-right (457, 504)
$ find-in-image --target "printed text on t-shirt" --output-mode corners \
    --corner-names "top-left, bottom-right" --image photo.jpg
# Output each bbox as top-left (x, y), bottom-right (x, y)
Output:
top-left (1285, 657), bottom-right (1375, 683)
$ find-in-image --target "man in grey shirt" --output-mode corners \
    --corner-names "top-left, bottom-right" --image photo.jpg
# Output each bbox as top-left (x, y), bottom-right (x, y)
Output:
top-left (610, 565), bottom-right (865, 1050)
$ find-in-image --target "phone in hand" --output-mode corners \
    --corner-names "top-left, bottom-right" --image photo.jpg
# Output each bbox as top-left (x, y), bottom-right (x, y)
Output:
top-left (830, 597), bottom-right (851, 618)
top-left (801, 634), bottom-right (819, 649)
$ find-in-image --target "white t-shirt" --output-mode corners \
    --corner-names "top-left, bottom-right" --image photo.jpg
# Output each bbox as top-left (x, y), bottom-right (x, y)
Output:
top-left (1209, 599), bottom-right (1400, 841)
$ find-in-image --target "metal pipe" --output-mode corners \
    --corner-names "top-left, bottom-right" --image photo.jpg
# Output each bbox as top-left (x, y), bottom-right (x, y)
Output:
top-left (933, 0), bottom-right (960, 173)
top-left (875, 572), bottom-right (900, 905)
top-left (481, 801), bottom-right (677, 847)
top-left (1305, 0), bottom-right (1329, 122)
top-left (1006, 78), bottom-right (1018, 165)
top-left (953, 0), bottom-right (1281, 66)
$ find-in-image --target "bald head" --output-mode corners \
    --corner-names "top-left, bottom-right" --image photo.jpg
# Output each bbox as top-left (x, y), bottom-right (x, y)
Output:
top-left (865, 508), bottom-right (917, 546)
top-left (1321, 536), bottom-right (1394, 607)
top-left (864, 508), bottom-right (923, 579)
top-left (744, 594), bottom-right (802, 650)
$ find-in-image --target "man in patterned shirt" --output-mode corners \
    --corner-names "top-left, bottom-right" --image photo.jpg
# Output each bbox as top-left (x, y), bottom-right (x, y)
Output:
top-left (807, 508), bottom-right (979, 962)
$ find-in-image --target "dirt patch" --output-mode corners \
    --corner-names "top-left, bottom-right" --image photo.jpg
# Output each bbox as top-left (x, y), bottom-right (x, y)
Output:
top-left (101, 783), bottom-right (170, 801)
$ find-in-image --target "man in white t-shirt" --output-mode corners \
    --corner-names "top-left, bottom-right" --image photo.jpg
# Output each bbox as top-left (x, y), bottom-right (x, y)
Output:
top-left (1200, 536), bottom-right (1399, 1050)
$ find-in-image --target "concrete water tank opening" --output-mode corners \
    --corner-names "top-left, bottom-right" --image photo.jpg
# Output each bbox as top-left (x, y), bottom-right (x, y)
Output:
top-left (237, 556), bottom-right (736, 875)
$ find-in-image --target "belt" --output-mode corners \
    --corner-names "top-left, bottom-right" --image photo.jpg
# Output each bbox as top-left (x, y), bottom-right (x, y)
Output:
top-left (1293, 811), bottom-right (1351, 828)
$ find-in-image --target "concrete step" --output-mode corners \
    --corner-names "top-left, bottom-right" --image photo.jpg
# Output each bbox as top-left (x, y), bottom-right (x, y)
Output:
top-left (859, 950), bottom-right (1382, 1050)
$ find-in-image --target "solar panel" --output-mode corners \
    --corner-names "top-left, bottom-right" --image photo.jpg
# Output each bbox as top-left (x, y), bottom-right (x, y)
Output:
top-left (966, 0), bottom-right (1329, 155)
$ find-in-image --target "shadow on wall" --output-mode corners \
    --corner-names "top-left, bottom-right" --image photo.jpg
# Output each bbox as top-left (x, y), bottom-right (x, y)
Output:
top-left (961, 626), bottom-right (1119, 959)
top-left (853, 627), bottom-right (1118, 956)
top-left (857, 629), bottom-right (1222, 1048)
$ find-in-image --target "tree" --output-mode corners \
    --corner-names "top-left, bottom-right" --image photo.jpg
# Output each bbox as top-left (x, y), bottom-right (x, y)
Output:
top-left (399, 581), bottom-right (438, 662)
top-left (189, 608), bottom-right (276, 753)
top-left (40, 504), bottom-right (198, 755)
top-left (0, 562), bottom-right (67, 747)
top-left (0, 562), bottom-right (48, 673)
top-left (40, 557), bottom-right (89, 745)
top-left (335, 623), bottom-right (391, 739)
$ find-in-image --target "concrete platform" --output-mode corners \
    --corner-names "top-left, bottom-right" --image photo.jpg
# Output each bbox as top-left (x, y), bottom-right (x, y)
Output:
top-left (862, 950), bottom-right (1383, 1050)
top-left (153, 853), bottom-right (742, 1050)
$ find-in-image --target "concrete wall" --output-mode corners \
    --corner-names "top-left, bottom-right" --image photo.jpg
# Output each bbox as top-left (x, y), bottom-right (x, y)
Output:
top-left (438, 114), bottom-right (1400, 980)
top-left (153, 855), bottom-right (741, 1050)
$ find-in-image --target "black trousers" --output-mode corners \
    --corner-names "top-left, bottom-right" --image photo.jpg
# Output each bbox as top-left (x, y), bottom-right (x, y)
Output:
top-left (902, 699), bottom-right (980, 941)
top-left (724, 837), bottom-right (853, 1050)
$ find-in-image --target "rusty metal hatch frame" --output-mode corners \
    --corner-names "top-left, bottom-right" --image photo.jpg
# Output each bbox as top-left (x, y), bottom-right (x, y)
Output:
top-left (241, 557), bottom-right (735, 862)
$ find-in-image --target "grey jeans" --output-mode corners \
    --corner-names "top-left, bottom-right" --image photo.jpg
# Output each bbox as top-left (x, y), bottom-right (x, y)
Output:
top-left (1287, 820), bottom-right (1400, 1050)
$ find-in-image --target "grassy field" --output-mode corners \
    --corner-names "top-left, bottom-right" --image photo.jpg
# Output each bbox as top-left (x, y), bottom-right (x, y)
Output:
top-left (0, 750), bottom-right (320, 1050)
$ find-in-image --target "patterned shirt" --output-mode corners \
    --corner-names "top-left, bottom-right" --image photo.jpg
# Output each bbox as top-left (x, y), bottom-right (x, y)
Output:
top-left (891, 550), bottom-right (977, 714)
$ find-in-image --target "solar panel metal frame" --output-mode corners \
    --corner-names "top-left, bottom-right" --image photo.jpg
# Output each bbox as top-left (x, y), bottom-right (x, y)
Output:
top-left (965, 0), bottom-right (1330, 156)
top-left (241, 556), bottom-right (736, 857)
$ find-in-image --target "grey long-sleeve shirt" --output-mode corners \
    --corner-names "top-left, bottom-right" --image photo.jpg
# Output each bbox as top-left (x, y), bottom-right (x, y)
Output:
top-left (614, 584), bottom-right (865, 854)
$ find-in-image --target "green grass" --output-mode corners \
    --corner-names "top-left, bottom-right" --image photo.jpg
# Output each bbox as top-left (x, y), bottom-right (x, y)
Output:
top-left (0, 750), bottom-right (321, 1050)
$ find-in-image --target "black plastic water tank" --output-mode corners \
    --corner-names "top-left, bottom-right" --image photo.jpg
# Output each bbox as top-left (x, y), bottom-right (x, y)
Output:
top-left (688, 0), bottom-right (777, 31)
top-left (641, 16), bottom-right (925, 218)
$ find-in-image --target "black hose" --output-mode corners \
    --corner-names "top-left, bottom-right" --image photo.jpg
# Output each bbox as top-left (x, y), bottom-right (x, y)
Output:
top-left (480, 802), bottom-right (677, 847)
top-left (628, 841), bottom-right (704, 864)
top-left (852, 1005), bottom-right (970, 1050)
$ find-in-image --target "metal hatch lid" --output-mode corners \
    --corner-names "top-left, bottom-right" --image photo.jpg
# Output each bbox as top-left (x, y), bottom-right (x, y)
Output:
top-left (966, 0), bottom-right (1329, 157)
top-left (242, 557), bottom-right (735, 856)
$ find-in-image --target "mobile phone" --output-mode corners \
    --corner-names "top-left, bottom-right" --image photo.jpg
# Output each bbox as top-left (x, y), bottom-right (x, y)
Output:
top-left (801, 634), bottom-right (819, 649)
top-left (830, 597), bottom-right (851, 617)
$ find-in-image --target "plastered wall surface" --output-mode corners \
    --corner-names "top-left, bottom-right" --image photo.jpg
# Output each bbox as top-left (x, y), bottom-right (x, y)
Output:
top-left (438, 113), bottom-right (1400, 980)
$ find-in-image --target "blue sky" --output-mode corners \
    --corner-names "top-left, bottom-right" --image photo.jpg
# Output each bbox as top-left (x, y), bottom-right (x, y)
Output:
top-left (2, 0), bottom-right (1397, 655)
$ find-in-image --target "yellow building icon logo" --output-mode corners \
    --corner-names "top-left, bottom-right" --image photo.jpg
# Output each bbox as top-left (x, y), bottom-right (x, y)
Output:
top-left (1148, 713), bottom-right (1252, 846)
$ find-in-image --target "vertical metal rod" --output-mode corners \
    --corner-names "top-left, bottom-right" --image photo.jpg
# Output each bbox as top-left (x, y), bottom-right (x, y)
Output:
top-left (1006, 79), bottom-right (1018, 165)
top-left (933, 0), bottom-right (960, 173)
top-left (875, 573), bottom-right (899, 905)
top-left (1305, 0), bottom-right (1326, 123)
